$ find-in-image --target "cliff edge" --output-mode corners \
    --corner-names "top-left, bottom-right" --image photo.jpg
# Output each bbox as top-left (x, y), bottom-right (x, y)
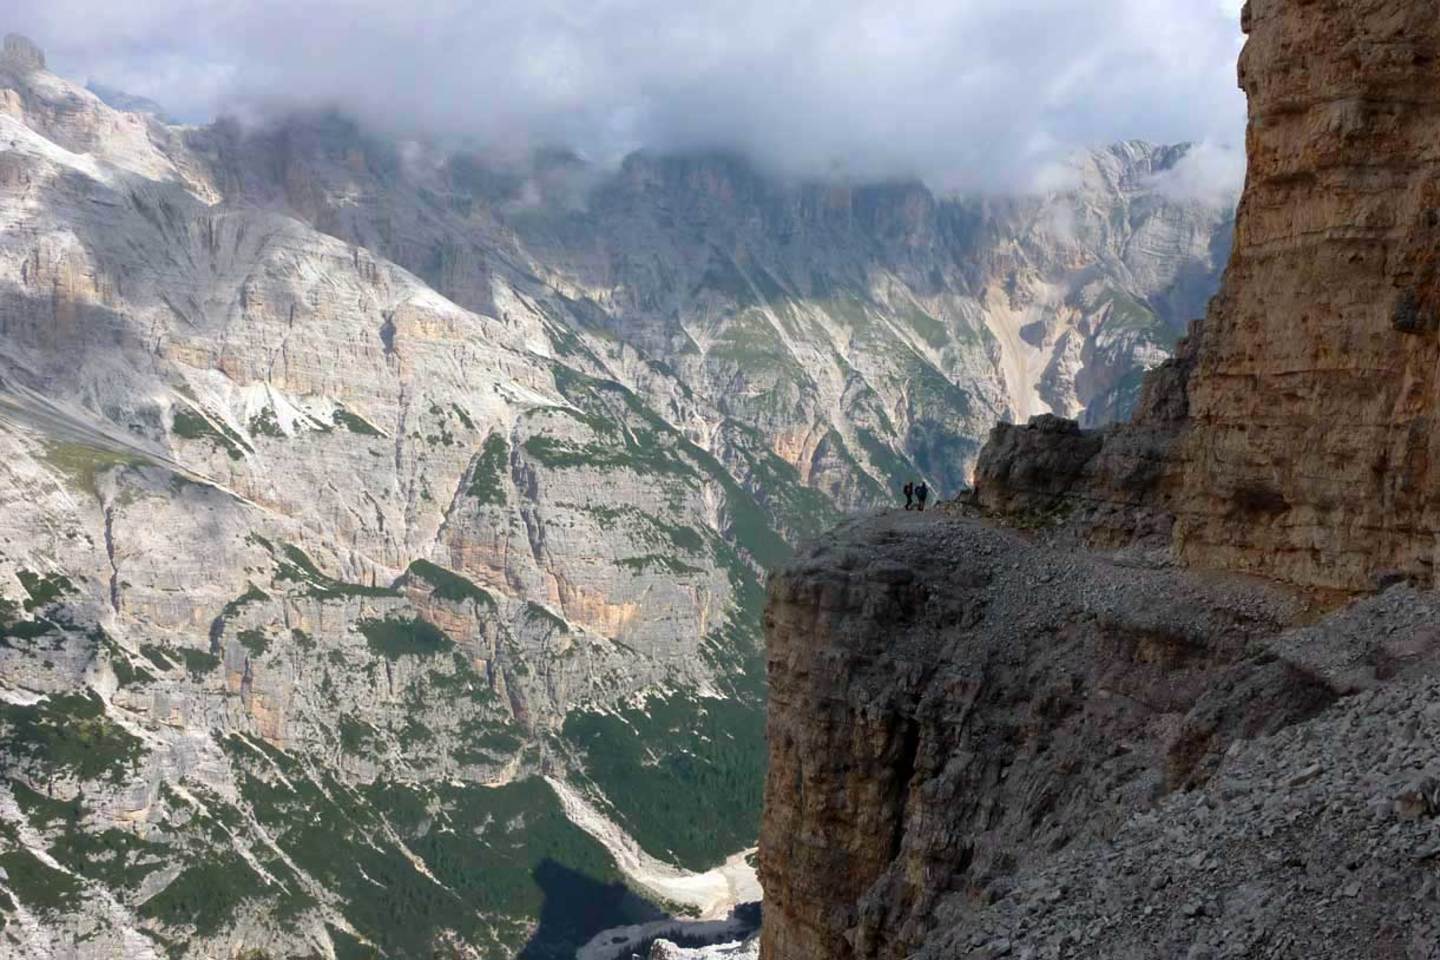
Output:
top-left (761, 514), bottom-right (1440, 958)
top-left (760, 1), bottom-right (1440, 956)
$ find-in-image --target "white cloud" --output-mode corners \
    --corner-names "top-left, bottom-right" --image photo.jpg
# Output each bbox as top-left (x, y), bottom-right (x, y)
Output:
top-left (7, 0), bottom-right (1249, 193)
top-left (1149, 141), bottom-right (1247, 204)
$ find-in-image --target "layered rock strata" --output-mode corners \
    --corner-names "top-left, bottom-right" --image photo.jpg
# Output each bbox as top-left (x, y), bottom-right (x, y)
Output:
top-left (760, 514), bottom-right (1440, 958)
top-left (977, 0), bottom-right (1440, 592)
top-left (761, 4), bottom-right (1440, 958)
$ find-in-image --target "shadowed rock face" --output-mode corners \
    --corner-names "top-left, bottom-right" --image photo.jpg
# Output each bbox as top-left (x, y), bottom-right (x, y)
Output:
top-left (977, 0), bottom-right (1440, 593)
top-left (759, 515), bottom-right (1349, 960)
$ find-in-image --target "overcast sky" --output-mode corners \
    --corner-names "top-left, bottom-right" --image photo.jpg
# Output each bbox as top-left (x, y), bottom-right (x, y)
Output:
top-left (8, 0), bottom-right (1249, 194)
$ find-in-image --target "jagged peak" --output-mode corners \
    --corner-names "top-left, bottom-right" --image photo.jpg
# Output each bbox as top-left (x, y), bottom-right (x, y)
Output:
top-left (1, 33), bottom-right (45, 73)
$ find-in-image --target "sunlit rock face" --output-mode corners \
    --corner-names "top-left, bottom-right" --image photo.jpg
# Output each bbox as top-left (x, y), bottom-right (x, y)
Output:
top-left (0, 32), bottom-right (1231, 959)
top-left (976, 0), bottom-right (1440, 593)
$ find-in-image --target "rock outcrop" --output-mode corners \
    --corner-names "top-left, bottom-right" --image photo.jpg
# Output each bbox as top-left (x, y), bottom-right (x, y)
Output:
top-left (761, 514), bottom-right (1440, 958)
top-left (0, 31), bottom-right (1234, 960)
top-left (977, 0), bottom-right (1440, 593)
top-left (761, 2), bottom-right (1440, 958)
top-left (0, 34), bottom-right (43, 73)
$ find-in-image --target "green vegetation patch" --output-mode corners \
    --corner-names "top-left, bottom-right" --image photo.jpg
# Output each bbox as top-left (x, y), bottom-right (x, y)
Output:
top-left (706, 309), bottom-right (793, 372)
top-left (332, 406), bottom-right (384, 437)
top-left (102, 637), bottom-right (155, 687)
top-left (0, 690), bottom-right (142, 783)
top-left (563, 691), bottom-right (766, 872)
top-left (237, 628), bottom-right (269, 658)
top-left (452, 714), bottom-right (525, 764)
top-left (571, 504), bottom-right (707, 556)
top-left (451, 404), bottom-right (477, 431)
top-left (40, 441), bottom-right (149, 498)
top-left (719, 432), bottom-right (843, 545)
top-left (820, 295), bottom-right (872, 331)
top-left (139, 848), bottom-right (266, 937)
top-left (521, 433), bottom-right (693, 479)
top-left (178, 648), bottom-right (221, 679)
top-left (524, 602), bottom-right (569, 635)
top-left (15, 780), bottom-right (169, 890)
top-left (248, 407), bottom-right (285, 438)
top-left (615, 555), bottom-right (704, 576)
top-left (363, 778), bottom-right (659, 958)
top-left (273, 543), bottom-right (400, 600)
top-left (403, 559), bottom-right (496, 608)
top-left (0, 847), bottom-right (83, 917)
top-left (221, 582), bottom-right (270, 620)
top-left (524, 370), bottom-right (702, 480)
top-left (1097, 288), bottom-right (1168, 343)
top-left (338, 716), bottom-right (375, 754)
top-left (675, 441), bottom-right (792, 569)
top-left (466, 433), bottom-right (510, 506)
top-left (138, 644), bottom-right (177, 671)
top-left (901, 304), bottom-right (949, 349)
top-left (0, 616), bottom-right (61, 647)
top-left (172, 408), bottom-right (252, 460)
top-left (357, 616), bottom-right (453, 659)
top-left (15, 570), bottom-right (75, 612)
top-left (226, 739), bottom-right (480, 957)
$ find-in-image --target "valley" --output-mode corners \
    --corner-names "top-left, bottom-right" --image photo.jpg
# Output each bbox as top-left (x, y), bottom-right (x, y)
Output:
top-left (0, 30), bottom-right (1233, 959)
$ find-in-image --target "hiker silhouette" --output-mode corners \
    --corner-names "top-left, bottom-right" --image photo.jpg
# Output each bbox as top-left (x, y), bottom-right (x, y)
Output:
top-left (903, 481), bottom-right (914, 511)
top-left (916, 482), bottom-right (929, 512)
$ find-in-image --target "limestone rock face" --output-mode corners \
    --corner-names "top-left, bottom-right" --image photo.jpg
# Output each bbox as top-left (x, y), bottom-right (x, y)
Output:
top-left (1, 34), bottom-right (43, 73)
top-left (1169, 0), bottom-right (1440, 589)
top-left (759, 515), bottom-right (1440, 959)
top-left (0, 41), bottom-right (787, 959)
top-left (977, 0), bottom-right (1440, 592)
top-left (0, 34), bottom-right (1234, 959)
top-left (762, 5), bottom-right (1440, 959)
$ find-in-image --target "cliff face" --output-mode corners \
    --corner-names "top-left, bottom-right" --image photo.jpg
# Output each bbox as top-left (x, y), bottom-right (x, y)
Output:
top-left (762, 514), bottom-right (1440, 959)
top-left (978, 0), bottom-right (1440, 592)
top-left (0, 32), bottom-right (1232, 958)
top-left (760, 515), bottom-right (1342, 959)
top-left (761, 1), bottom-right (1440, 957)
top-left (1176, 0), bottom-right (1440, 589)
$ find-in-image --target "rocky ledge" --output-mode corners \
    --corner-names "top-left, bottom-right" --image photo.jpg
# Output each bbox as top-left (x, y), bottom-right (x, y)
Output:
top-left (759, 512), bottom-right (1440, 958)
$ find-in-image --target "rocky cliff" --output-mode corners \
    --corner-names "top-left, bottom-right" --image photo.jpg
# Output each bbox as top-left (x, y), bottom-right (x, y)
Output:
top-left (762, 516), bottom-right (1440, 958)
top-left (760, 1), bottom-right (1440, 957)
top-left (977, 0), bottom-right (1440, 593)
top-left (0, 30), bottom-right (1234, 960)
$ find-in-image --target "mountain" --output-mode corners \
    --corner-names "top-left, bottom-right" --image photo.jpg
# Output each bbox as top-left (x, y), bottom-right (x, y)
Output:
top-left (759, 1), bottom-right (1440, 957)
top-left (0, 31), bottom-right (1233, 960)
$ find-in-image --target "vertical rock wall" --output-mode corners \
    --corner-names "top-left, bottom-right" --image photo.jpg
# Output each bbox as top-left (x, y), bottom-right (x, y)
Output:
top-left (1173, 0), bottom-right (1440, 588)
top-left (977, 0), bottom-right (1440, 592)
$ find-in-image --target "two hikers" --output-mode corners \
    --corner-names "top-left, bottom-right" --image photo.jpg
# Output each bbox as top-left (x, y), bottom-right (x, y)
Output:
top-left (901, 480), bottom-right (929, 512)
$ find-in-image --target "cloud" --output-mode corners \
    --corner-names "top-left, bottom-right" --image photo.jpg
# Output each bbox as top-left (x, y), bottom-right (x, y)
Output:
top-left (7, 0), bottom-right (1248, 193)
top-left (1149, 140), bottom-right (1247, 204)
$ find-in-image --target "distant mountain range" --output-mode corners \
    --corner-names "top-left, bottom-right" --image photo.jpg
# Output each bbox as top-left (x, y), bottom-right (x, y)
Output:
top-left (0, 31), bottom-right (1235, 960)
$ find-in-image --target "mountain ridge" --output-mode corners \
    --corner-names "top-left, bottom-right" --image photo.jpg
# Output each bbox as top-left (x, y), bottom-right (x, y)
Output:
top-left (759, 1), bottom-right (1440, 957)
top-left (0, 31), bottom-right (1235, 959)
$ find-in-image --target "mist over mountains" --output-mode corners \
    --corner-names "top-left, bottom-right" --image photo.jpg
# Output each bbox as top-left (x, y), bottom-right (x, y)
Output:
top-left (0, 29), bottom-right (1236, 960)
top-left (10, 0), bottom-right (1247, 193)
